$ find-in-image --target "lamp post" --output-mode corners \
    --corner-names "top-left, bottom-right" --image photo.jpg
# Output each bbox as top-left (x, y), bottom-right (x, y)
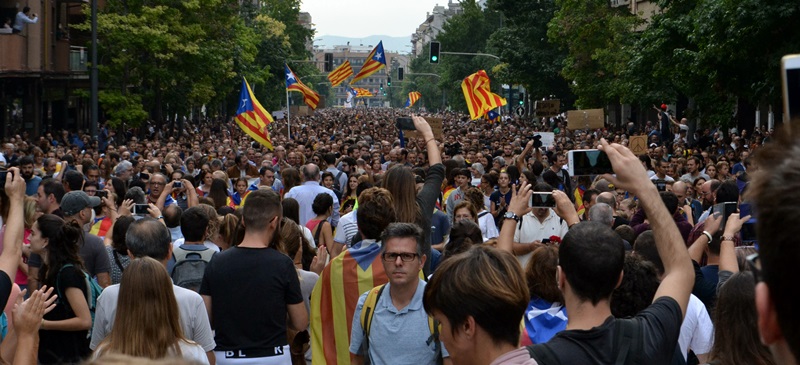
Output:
top-left (90, 0), bottom-right (98, 141)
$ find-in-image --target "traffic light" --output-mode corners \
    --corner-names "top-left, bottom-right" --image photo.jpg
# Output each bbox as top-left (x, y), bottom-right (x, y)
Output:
top-left (398, 67), bottom-right (404, 81)
top-left (324, 53), bottom-right (333, 72)
top-left (518, 93), bottom-right (525, 105)
top-left (387, 77), bottom-right (392, 86)
top-left (429, 42), bottom-right (440, 64)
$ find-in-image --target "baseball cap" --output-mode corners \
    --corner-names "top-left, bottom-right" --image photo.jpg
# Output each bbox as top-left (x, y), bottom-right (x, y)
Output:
top-left (61, 191), bottom-right (101, 216)
top-left (593, 178), bottom-right (615, 193)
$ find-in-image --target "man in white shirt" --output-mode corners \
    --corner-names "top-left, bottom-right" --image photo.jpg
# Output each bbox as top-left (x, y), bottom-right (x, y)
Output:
top-left (284, 163), bottom-right (340, 227)
top-left (512, 183), bottom-right (569, 267)
top-left (12, 7), bottom-right (37, 34)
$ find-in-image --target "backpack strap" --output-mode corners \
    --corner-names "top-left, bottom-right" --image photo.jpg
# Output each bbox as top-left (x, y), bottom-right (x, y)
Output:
top-left (526, 343), bottom-right (562, 365)
top-left (613, 318), bottom-right (642, 365)
top-left (358, 284), bottom-right (386, 363)
top-left (426, 317), bottom-right (443, 365)
top-left (478, 211), bottom-right (490, 218)
top-left (335, 171), bottom-right (344, 190)
top-left (55, 264), bottom-right (91, 312)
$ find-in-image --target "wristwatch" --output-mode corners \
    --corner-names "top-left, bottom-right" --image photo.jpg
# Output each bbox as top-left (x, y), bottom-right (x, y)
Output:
top-left (503, 211), bottom-right (521, 222)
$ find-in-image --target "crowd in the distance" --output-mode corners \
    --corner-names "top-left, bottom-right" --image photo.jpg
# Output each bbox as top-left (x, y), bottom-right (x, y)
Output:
top-left (0, 106), bottom-right (793, 365)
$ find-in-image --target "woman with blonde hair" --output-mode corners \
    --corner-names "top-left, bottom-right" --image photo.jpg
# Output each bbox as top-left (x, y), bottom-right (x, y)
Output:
top-left (93, 257), bottom-right (209, 363)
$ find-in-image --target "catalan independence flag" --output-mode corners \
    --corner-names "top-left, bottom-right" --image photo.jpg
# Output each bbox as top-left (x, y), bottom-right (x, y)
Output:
top-left (235, 77), bottom-right (274, 150)
top-left (405, 91), bottom-right (421, 108)
top-left (486, 108), bottom-right (500, 123)
top-left (461, 70), bottom-right (507, 120)
top-left (327, 60), bottom-right (353, 87)
top-left (286, 64), bottom-right (321, 110)
top-left (310, 243), bottom-right (388, 365)
top-left (89, 216), bottom-right (113, 239)
top-left (351, 41), bottom-right (387, 84)
top-left (353, 87), bottom-right (373, 97)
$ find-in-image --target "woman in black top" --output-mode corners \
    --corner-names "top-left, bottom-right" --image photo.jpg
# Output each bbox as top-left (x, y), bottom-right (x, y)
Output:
top-left (30, 214), bottom-right (93, 364)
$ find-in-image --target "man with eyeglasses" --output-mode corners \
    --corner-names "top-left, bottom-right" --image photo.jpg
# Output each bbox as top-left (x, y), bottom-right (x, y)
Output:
top-left (146, 173), bottom-right (175, 211)
top-left (349, 223), bottom-right (448, 365)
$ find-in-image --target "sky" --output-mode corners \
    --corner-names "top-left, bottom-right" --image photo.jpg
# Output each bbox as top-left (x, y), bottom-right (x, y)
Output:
top-left (300, 0), bottom-right (439, 38)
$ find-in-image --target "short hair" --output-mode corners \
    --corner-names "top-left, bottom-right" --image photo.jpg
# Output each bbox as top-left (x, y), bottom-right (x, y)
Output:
top-left (611, 253), bottom-right (660, 318)
top-left (660, 191), bottom-right (679, 215)
top-left (633, 231), bottom-right (664, 275)
top-left (114, 160), bottom-right (132, 175)
top-left (559, 221), bottom-right (625, 305)
top-left (41, 179), bottom-right (66, 204)
top-left (588, 203), bottom-right (614, 227)
top-left (323, 153), bottom-right (336, 165)
top-left (311, 193), bottom-right (334, 215)
top-left (162, 205), bottom-right (182, 229)
top-left (302, 164), bottom-right (320, 182)
top-left (525, 245), bottom-right (563, 304)
top-left (63, 170), bottom-right (85, 191)
top-left (380, 223), bottom-right (424, 258)
top-left (180, 207), bottom-right (210, 242)
top-left (242, 189), bottom-right (281, 233)
top-left (614, 225), bottom-right (635, 244)
top-left (582, 189), bottom-right (601, 205)
top-left (452, 201), bottom-right (478, 223)
top-left (356, 187), bottom-right (396, 240)
top-left (715, 181), bottom-right (739, 204)
top-left (596, 192), bottom-right (616, 207)
top-left (125, 218), bottom-right (172, 261)
top-left (124, 187), bottom-right (146, 204)
top-left (443, 220), bottom-right (483, 259)
top-left (19, 155), bottom-right (34, 166)
top-left (423, 246), bottom-right (528, 347)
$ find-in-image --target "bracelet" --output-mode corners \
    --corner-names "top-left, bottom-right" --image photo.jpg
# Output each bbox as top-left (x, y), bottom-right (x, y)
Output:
top-left (156, 216), bottom-right (164, 220)
top-left (721, 235), bottom-right (735, 242)
top-left (701, 231), bottom-right (713, 242)
top-left (425, 138), bottom-right (436, 145)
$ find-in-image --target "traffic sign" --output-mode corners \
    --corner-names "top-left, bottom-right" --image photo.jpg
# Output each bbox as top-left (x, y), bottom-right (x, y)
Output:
top-left (515, 106), bottom-right (525, 117)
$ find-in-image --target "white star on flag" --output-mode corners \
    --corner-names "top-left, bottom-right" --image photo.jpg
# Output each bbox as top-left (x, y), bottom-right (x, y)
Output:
top-left (374, 52), bottom-right (382, 61)
top-left (527, 302), bottom-right (567, 321)
top-left (240, 98), bottom-right (248, 109)
top-left (287, 72), bottom-right (295, 81)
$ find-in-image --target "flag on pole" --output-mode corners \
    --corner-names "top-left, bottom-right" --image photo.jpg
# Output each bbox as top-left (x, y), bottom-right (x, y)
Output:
top-left (404, 91), bottom-right (422, 108)
top-left (351, 41), bottom-right (387, 84)
top-left (327, 60), bottom-right (353, 87)
top-left (235, 77), bottom-right (274, 150)
top-left (486, 108), bottom-right (500, 123)
top-left (286, 64), bottom-right (321, 110)
top-left (353, 87), bottom-right (373, 97)
top-left (461, 70), bottom-right (507, 120)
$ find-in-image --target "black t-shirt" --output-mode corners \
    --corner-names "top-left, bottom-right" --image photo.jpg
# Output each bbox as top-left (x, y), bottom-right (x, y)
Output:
top-left (0, 271), bottom-right (11, 313)
top-left (28, 232), bottom-right (111, 278)
top-left (199, 246), bottom-right (303, 351)
top-left (542, 297), bottom-right (682, 365)
top-left (39, 265), bottom-right (90, 364)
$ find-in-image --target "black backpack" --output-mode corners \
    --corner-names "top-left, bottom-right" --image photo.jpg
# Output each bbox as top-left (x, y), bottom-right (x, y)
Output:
top-left (171, 246), bottom-right (216, 292)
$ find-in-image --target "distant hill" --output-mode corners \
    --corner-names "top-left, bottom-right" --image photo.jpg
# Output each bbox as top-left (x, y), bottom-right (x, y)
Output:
top-left (315, 35), bottom-right (412, 54)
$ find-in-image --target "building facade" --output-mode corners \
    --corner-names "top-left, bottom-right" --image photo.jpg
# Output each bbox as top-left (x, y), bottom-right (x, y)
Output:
top-left (313, 45), bottom-right (408, 107)
top-left (410, 1), bottom-right (463, 57)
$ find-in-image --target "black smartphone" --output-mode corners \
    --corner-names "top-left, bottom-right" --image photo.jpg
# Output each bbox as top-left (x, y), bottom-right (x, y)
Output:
top-left (0, 169), bottom-right (7, 182)
top-left (133, 204), bottom-right (150, 215)
top-left (653, 179), bottom-right (667, 192)
top-left (96, 190), bottom-right (108, 199)
top-left (140, 172), bottom-right (150, 180)
top-left (739, 202), bottom-right (758, 242)
top-left (395, 117), bottom-right (416, 131)
top-left (530, 192), bottom-right (556, 208)
top-left (712, 202), bottom-right (738, 228)
top-left (567, 149), bottom-right (614, 176)
top-left (173, 181), bottom-right (183, 188)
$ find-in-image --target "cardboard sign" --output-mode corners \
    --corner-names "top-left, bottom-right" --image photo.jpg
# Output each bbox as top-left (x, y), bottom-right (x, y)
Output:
top-left (535, 100), bottom-right (560, 118)
top-left (404, 117), bottom-right (443, 140)
top-left (533, 132), bottom-right (555, 148)
top-left (629, 135), bottom-right (648, 155)
top-left (567, 109), bottom-right (605, 130)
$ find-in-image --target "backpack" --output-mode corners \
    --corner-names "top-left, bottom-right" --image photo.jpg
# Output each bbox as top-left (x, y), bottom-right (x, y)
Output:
top-left (171, 246), bottom-right (216, 292)
top-left (56, 264), bottom-right (103, 339)
top-left (332, 170), bottom-right (345, 192)
top-left (358, 284), bottom-right (442, 365)
top-left (526, 318), bottom-right (643, 365)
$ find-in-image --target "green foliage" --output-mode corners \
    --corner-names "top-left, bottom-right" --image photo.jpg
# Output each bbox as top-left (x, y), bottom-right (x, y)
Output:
top-left (98, 90), bottom-right (149, 127)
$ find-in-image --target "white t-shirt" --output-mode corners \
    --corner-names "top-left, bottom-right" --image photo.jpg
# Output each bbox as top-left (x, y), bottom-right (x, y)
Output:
top-left (678, 294), bottom-right (714, 359)
top-left (513, 210), bottom-right (569, 267)
top-left (172, 238), bottom-right (221, 253)
top-left (477, 210), bottom-right (499, 241)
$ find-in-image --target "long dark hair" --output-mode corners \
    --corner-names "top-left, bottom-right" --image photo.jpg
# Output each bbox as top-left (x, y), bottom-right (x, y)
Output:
top-left (37, 214), bottom-right (85, 285)
top-left (112, 216), bottom-right (136, 255)
top-left (208, 178), bottom-right (229, 210)
top-left (108, 177), bottom-right (127, 207)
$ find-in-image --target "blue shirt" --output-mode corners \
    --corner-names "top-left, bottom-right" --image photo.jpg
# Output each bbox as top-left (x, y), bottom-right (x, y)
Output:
top-left (284, 181), bottom-right (340, 227)
top-left (25, 176), bottom-right (41, 196)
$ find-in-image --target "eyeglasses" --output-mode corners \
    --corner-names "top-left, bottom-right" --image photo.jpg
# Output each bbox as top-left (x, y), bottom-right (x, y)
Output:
top-left (150, 182), bottom-right (166, 186)
top-left (746, 253), bottom-right (762, 282)
top-left (382, 252), bottom-right (418, 262)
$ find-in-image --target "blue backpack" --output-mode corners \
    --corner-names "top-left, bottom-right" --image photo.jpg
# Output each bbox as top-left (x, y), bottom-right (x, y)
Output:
top-left (57, 264), bottom-right (103, 338)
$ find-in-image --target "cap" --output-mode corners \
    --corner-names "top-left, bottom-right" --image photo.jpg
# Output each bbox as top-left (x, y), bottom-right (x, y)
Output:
top-left (660, 104), bottom-right (667, 110)
top-left (593, 178), bottom-right (615, 193)
top-left (471, 162), bottom-right (485, 175)
top-left (61, 191), bottom-right (101, 216)
top-left (649, 143), bottom-right (658, 148)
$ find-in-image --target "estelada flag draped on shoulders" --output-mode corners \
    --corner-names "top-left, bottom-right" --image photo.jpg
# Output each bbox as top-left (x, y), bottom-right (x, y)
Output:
top-left (235, 77), bottom-right (274, 150)
top-left (461, 70), bottom-right (507, 120)
top-left (310, 242), bottom-right (388, 365)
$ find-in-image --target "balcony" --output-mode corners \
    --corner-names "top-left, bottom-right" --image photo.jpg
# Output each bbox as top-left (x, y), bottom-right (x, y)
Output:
top-left (0, 34), bottom-right (26, 71)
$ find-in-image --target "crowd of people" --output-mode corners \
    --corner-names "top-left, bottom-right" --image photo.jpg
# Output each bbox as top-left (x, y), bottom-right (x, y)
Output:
top-left (0, 106), bottom-right (794, 365)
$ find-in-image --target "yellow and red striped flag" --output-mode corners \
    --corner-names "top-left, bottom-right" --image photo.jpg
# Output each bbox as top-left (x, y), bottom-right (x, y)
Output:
top-left (353, 87), bottom-right (373, 97)
top-left (235, 77), bottom-right (274, 150)
top-left (461, 70), bottom-right (507, 120)
top-left (405, 91), bottom-right (421, 108)
top-left (286, 64), bottom-right (321, 110)
top-left (327, 60), bottom-right (353, 87)
top-left (351, 41), bottom-right (387, 84)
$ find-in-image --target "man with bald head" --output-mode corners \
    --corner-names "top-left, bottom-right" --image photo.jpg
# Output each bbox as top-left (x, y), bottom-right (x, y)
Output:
top-left (284, 163), bottom-right (341, 227)
top-left (696, 179), bottom-right (722, 223)
top-left (673, 180), bottom-right (702, 225)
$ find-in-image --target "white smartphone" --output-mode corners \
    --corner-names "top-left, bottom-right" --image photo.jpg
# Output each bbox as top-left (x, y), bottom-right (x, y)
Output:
top-left (567, 149), bottom-right (613, 176)
top-left (781, 54), bottom-right (800, 125)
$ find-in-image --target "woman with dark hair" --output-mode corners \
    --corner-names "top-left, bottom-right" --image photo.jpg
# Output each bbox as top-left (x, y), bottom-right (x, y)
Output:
top-left (380, 116), bottom-right (443, 274)
top-left (340, 174), bottom-right (359, 214)
top-left (283, 198), bottom-right (314, 247)
top-left (320, 171), bottom-right (342, 201)
top-left (706, 272), bottom-right (774, 365)
top-left (207, 178), bottom-right (234, 211)
top-left (519, 245), bottom-right (568, 346)
top-left (104, 177), bottom-right (127, 208)
top-left (105, 215), bottom-right (135, 285)
top-left (442, 220), bottom-right (483, 260)
top-left (93, 257), bottom-right (208, 363)
top-left (305, 193), bottom-right (333, 249)
top-left (30, 214), bottom-right (93, 363)
top-left (281, 167), bottom-right (301, 196)
top-left (195, 170), bottom-right (213, 197)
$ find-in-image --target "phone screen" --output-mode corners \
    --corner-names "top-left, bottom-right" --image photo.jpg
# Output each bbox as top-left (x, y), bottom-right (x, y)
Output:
top-left (569, 150), bottom-right (613, 176)
top-left (713, 202), bottom-right (738, 228)
top-left (784, 55), bottom-right (800, 123)
top-left (134, 204), bottom-right (149, 215)
top-left (530, 192), bottom-right (556, 208)
top-left (740, 202), bottom-right (758, 242)
top-left (395, 117), bottom-right (416, 131)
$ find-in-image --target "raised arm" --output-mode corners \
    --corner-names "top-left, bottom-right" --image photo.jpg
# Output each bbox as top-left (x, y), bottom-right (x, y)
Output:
top-left (718, 213), bottom-right (749, 274)
top-left (688, 213), bottom-right (721, 264)
top-left (0, 168), bottom-right (26, 287)
top-left (412, 116), bottom-right (441, 166)
top-left (600, 139), bottom-right (694, 318)
top-left (496, 183), bottom-right (532, 254)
